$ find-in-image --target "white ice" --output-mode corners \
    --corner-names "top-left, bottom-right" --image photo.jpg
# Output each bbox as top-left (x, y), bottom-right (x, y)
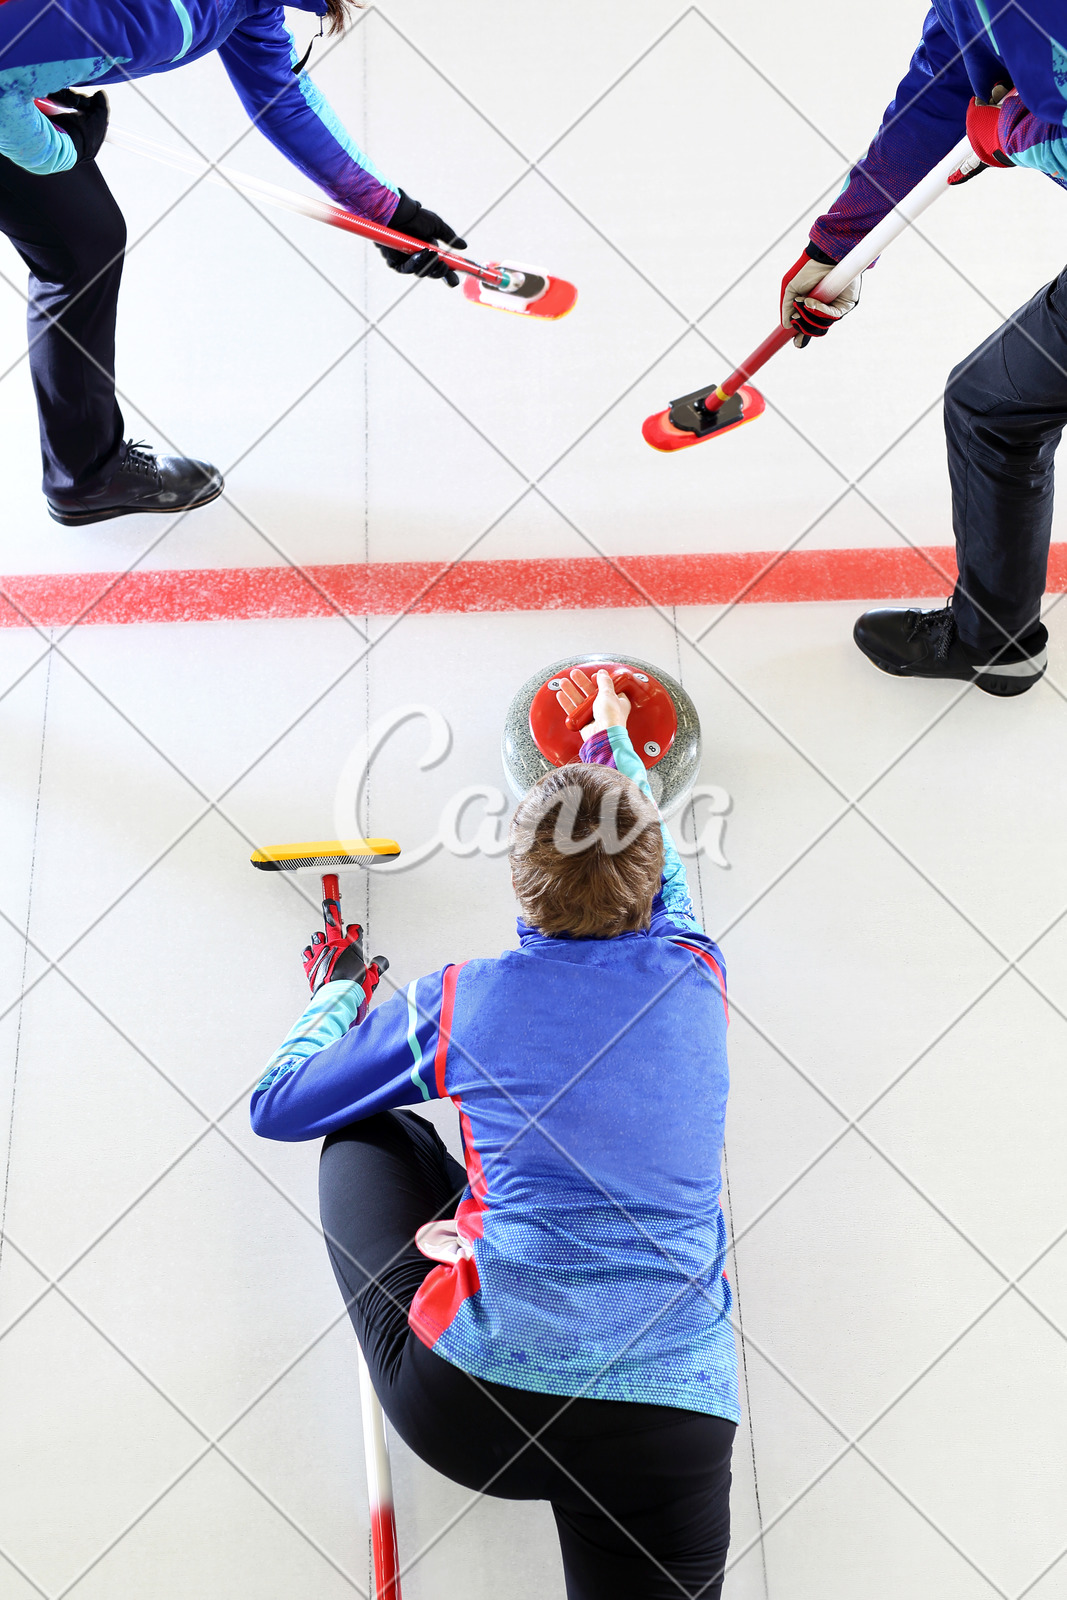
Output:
top-left (3, 5), bottom-right (1067, 1598)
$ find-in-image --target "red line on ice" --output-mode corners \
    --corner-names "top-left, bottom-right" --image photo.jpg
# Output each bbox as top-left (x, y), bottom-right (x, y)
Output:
top-left (2, 545), bottom-right (1065, 627)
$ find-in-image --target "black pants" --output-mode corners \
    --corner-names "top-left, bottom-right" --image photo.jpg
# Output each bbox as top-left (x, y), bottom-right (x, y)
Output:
top-left (319, 1111), bottom-right (736, 1600)
top-left (945, 266), bottom-right (1067, 653)
top-left (0, 152), bottom-right (125, 496)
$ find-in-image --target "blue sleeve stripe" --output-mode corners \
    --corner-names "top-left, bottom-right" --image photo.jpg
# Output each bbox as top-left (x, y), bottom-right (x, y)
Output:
top-left (168, 0), bottom-right (194, 61)
top-left (295, 72), bottom-right (399, 198)
top-left (406, 979), bottom-right (432, 1101)
top-left (974, 0), bottom-right (1001, 54)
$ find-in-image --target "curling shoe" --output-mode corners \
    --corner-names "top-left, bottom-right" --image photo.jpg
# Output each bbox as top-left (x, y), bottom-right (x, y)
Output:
top-left (853, 603), bottom-right (1047, 697)
top-left (47, 440), bottom-right (223, 527)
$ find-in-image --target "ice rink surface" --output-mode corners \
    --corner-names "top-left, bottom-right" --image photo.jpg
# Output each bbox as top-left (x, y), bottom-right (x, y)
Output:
top-left (3, 3), bottom-right (1067, 1597)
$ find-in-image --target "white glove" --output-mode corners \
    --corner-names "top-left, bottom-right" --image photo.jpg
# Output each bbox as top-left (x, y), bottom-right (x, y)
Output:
top-left (780, 249), bottom-right (862, 349)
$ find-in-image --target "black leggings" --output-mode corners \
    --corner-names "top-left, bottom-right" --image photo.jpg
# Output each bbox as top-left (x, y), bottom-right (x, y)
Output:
top-left (319, 1110), bottom-right (735, 1600)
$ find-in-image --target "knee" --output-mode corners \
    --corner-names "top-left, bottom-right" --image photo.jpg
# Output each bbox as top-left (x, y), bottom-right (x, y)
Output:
top-left (944, 351), bottom-right (986, 425)
top-left (74, 201), bottom-right (126, 282)
top-left (53, 190), bottom-right (127, 289)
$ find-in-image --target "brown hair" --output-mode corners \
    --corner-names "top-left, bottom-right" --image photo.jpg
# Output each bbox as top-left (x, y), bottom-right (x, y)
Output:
top-left (323, 0), bottom-right (362, 35)
top-left (509, 764), bottom-right (664, 940)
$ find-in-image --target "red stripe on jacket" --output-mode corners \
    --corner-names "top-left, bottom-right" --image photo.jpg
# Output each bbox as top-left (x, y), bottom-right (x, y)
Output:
top-left (410, 963), bottom-right (484, 1347)
top-left (433, 963), bottom-right (463, 1096)
top-left (675, 942), bottom-right (729, 1024)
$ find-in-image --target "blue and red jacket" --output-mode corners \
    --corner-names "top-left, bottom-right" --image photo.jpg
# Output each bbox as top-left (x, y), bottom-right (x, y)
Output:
top-left (252, 725), bottom-right (740, 1422)
top-left (0, 0), bottom-right (399, 221)
top-left (812, 2), bottom-right (1067, 260)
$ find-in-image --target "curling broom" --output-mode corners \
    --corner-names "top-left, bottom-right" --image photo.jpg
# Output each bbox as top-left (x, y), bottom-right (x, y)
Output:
top-left (37, 102), bottom-right (577, 322)
top-left (251, 836), bottom-right (403, 1597)
top-left (642, 131), bottom-right (975, 452)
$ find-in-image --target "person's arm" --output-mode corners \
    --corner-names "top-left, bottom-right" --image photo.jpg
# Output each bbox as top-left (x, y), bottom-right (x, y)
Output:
top-left (0, 62), bottom-right (111, 175)
top-left (251, 963), bottom-right (458, 1140)
top-left (580, 721), bottom-right (728, 1007)
top-left (579, 720), bottom-right (708, 939)
top-left (961, 2), bottom-right (1067, 194)
top-left (809, 6), bottom-right (973, 261)
top-left (217, 8), bottom-right (400, 223)
top-left (561, 667), bottom-right (707, 939)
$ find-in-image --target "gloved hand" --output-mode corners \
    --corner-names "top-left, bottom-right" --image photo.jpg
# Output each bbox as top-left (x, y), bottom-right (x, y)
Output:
top-left (302, 889), bottom-right (388, 1014)
top-left (42, 87), bottom-right (109, 165)
top-left (380, 190), bottom-right (467, 287)
top-left (780, 245), bottom-right (861, 348)
top-left (948, 86), bottom-right (1016, 185)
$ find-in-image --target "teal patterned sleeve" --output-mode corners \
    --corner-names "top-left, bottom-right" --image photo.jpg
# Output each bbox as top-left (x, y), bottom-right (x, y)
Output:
top-left (601, 725), bottom-right (704, 936)
top-left (255, 980), bottom-right (365, 1096)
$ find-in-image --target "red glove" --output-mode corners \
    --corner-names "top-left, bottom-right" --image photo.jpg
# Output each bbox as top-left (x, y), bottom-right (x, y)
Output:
top-left (302, 886), bottom-right (388, 1017)
top-left (948, 88), bottom-right (1017, 184)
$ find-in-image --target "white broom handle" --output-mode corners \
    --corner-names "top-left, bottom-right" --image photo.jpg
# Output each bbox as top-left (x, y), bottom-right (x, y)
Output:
top-left (358, 1349), bottom-right (401, 1600)
top-left (103, 123), bottom-right (348, 228)
top-left (816, 132), bottom-right (975, 301)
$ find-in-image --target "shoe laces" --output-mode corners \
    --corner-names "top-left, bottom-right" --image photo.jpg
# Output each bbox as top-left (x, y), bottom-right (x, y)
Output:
top-left (122, 440), bottom-right (161, 484)
top-left (907, 603), bottom-right (956, 661)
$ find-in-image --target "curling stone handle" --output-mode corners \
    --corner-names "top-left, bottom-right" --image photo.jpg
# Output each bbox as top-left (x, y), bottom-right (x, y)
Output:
top-left (560, 668), bottom-right (650, 733)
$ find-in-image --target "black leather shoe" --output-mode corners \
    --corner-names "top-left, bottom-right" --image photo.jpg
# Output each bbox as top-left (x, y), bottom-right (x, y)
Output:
top-left (853, 603), bottom-right (1047, 696)
top-left (47, 440), bottom-right (224, 527)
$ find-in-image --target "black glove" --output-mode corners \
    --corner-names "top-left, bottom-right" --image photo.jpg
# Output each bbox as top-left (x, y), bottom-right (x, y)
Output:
top-left (379, 190), bottom-right (467, 287)
top-left (43, 88), bottom-right (110, 166)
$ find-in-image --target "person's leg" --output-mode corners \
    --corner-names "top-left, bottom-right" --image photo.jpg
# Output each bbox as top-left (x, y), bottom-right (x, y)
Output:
top-left (548, 1407), bottom-right (736, 1600)
top-left (320, 1116), bottom-right (735, 1598)
top-left (319, 1111), bottom-right (571, 1494)
top-left (945, 271), bottom-right (1067, 655)
top-left (0, 153), bottom-right (223, 524)
top-left (0, 153), bottom-right (126, 495)
top-left (852, 273), bottom-right (1065, 694)
top-left (318, 1109), bottom-right (468, 1391)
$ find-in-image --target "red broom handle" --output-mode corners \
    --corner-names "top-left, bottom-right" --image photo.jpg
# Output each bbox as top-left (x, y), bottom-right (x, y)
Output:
top-left (34, 99), bottom-right (510, 290)
top-left (288, 200), bottom-right (502, 286)
top-left (701, 130), bottom-right (975, 414)
top-left (703, 326), bottom-right (795, 412)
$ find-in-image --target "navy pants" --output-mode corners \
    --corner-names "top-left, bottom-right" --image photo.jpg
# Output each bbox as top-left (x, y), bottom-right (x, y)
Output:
top-left (319, 1110), bottom-right (736, 1600)
top-left (0, 152), bottom-right (125, 496)
top-left (945, 268), bottom-right (1067, 652)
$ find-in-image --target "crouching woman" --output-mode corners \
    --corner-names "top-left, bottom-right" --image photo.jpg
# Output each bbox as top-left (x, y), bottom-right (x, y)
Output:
top-left (251, 671), bottom-right (738, 1600)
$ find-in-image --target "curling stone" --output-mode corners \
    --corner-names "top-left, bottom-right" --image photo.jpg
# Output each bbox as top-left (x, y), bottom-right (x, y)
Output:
top-left (501, 654), bottom-right (701, 812)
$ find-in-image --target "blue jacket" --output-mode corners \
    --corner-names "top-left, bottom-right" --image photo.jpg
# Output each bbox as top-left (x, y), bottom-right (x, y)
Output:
top-left (812, 2), bottom-right (1067, 260)
top-left (252, 726), bottom-right (740, 1421)
top-left (0, 0), bottom-right (399, 221)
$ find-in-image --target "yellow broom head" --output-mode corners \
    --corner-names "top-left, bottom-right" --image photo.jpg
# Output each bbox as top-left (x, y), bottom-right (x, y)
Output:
top-left (251, 839), bottom-right (401, 871)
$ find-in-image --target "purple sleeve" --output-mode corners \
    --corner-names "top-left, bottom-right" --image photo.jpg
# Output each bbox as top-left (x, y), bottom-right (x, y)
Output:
top-left (810, 7), bottom-right (972, 261)
top-left (997, 93), bottom-right (1067, 190)
top-left (578, 728), bottom-right (615, 767)
top-left (218, 8), bottom-right (400, 223)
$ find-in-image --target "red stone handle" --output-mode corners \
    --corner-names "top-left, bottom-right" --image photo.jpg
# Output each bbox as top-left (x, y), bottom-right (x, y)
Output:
top-left (561, 668), bottom-right (651, 732)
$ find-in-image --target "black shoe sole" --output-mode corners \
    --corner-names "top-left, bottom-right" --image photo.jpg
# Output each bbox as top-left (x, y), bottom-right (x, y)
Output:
top-left (858, 646), bottom-right (1043, 698)
top-left (47, 480), bottom-right (224, 528)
